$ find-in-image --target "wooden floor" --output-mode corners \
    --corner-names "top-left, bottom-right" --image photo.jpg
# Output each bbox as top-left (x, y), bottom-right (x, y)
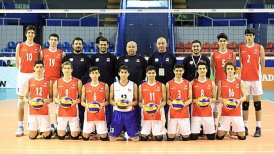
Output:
top-left (1, 99), bottom-right (274, 154)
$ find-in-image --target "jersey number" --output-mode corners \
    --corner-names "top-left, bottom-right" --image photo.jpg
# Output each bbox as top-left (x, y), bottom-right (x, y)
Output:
top-left (247, 55), bottom-right (251, 63)
top-left (49, 58), bottom-right (55, 66)
top-left (150, 92), bottom-right (155, 101)
top-left (26, 53), bottom-right (32, 61)
top-left (36, 87), bottom-right (42, 96)
top-left (229, 88), bottom-right (234, 97)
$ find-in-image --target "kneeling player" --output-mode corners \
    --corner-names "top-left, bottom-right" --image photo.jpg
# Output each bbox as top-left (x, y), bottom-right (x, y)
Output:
top-left (23, 60), bottom-right (52, 139)
top-left (81, 66), bottom-right (109, 141)
top-left (139, 66), bottom-right (166, 141)
top-left (166, 63), bottom-right (192, 141)
top-left (216, 62), bottom-right (246, 140)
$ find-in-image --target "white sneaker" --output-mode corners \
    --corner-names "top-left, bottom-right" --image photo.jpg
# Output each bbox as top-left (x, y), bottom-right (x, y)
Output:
top-left (16, 126), bottom-right (24, 137)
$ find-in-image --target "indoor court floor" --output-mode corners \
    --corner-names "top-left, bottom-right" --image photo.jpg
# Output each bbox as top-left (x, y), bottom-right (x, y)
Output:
top-left (0, 89), bottom-right (274, 154)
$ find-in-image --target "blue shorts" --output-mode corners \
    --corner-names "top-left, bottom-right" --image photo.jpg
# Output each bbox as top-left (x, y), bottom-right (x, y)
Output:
top-left (109, 110), bottom-right (139, 138)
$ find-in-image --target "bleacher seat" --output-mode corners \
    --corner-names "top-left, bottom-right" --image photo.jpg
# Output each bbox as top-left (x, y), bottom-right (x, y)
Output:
top-left (238, 42), bottom-right (245, 48)
top-left (62, 42), bottom-right (70, 50)
top-left (228, 42), bottom-right (237, 50)
top-left (185, 42), bottom-right (192, 49)
top-left (8, 41), bottom-right (16, 50)
top-left (176, 41), bottom-right (184, 49)
top-left (1, 48), bottom-right (9, 57)
top-left (44, 42), bottom-right (49, 48)
top-left (211, 42), bottom-right (218, 49)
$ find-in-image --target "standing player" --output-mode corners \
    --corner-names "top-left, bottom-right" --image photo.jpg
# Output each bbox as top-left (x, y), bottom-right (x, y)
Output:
top-left (109, 65), bottom-right (139, 141)
top-left (216, 62), bottom-right (246, 140)
top-left (139, 65), bottom-right (166, 141)
top-left (23, 60), bottom-right (52, 139)
top-left (81, 66), bottom-right (109, 141)
top-left (210, 33), bottom-right (236, 122)
top-left (191, 62), bottom-right (216, 140)
top-left (15, 25), bottom-right (41, 137)
top-left (53, 61), bottom-right (82, 140)
top-left (239, 28), bottom-right (265, 137)
top-left (166, 63), bottom-right (192, 141)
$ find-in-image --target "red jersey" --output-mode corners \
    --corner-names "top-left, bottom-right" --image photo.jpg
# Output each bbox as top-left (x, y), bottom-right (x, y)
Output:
top-left (43, 49), bottom-right (63, 82)
top-left (28, 77), bottom-right (50, 115)
top-left (19, 42), bottom-right (40, 73)
top-left (168, 79), bottom-right (190, 118)
top-left (221, 78), bottom-right (242, 116)
top-left (141, 81), bottom-right (162, 120)
top-left (84, 82), bottom-right (106, 121)
top-left (213, 49), bottom-right (234, 84)
top-left (57, 77), bottom-right (79, 117)
top-left (240, 43), bottom-right (261, 81)
top-left (192, 79), bottom-right (213, 117)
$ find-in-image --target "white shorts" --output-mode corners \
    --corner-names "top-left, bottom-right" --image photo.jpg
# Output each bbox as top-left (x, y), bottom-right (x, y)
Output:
top-left (27, 115), bottom-right (51, 132)
top-left (167, 118), bottom-right (191, 136)
top-left (141, 120), bottom-right (166, 136)
top-left (191, 116), bottom-right (215, 134)
top-left (244, 80), bottom-right (263, 95)
top-left (83, 121), bottom-right (108, 134)
top-left (218, 116), bottom-right (245, 133)
top-left (16, 72), bottom-right (35, 96)
top-left (57, 117), bottom-right (80, 132)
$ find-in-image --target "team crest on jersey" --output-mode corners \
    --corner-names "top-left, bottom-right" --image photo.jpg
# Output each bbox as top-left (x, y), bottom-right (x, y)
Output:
top-left (156, 86), bottom-right (161, 91)
top-left (190, 61), bottom-right (193, 65)
top-left (166, 58), bottom-right (169, 62)
top-left (124, 59), bottom-right (129, 62)
top-left (69, 58), bottom-right (73, 62)
top-left (155, 58), bottom-right (159, 62)
top-left (136, 59), bottom-right (140, 62)
top-left (80, 58), bottom-right (84, 62)
top-left (128, 88), bottom-right (132, 92)
top-left (236, 84), bottom-right (240, 88)
top-left (106, 58), bottom-right (110, 62)
top-left (95, 58), bottom-right (99, 62)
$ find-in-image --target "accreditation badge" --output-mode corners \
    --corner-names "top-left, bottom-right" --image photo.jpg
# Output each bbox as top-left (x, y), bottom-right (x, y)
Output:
top-left (159, 68), bottom-right (165, 76)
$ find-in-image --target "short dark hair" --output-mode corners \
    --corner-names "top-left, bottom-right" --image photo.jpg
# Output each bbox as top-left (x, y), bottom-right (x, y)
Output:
top-left (34, 60), bottom-right (44, 67)
top-left (173, 63), bottom-right (184, 70)
top-left (146, 65), bottom-right (156, 73)
top-left (197, 62), bottom-right (207, 70)
top-left (119, 65), bottom-right (129, 72)
top-left (191, 40), bottom-right (202, 46)
top-left (99, 37), bottom-right (108, 44)
top-left (25, 25), bottom-right (36, 35)
top-left (224, 61), bottom-right (237, 75)
top-left (217, 33), bottom-right (228, 41)
top-left (72, 37), bottom-right (83, 45)
top-left (49, 33), bottom-right (59, 40)
top-left (245, 28), bottom-right (255, 35)
top-left (89, 66), bottom-right (100, 73)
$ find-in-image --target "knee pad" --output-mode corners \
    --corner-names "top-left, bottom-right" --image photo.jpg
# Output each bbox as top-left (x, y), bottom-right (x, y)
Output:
top-left (237, 135), bottom-right (246, 140)
top-left (254, 101), bottom-right (261, 111)
top-left (190, 134), bottom-right (199, 140)
top-left (166, 135), bottom-right (175, 141)
top-left (82, 136), bottom-right (90, 141)
top-left (43, 132), bottom-right (52, 139)
top-left (58, 135), bottom-right (66, 140)
top-left (71, 135), bottom-right (79, 140)
top-left (242, 101), bottom-right (249, 111)
top-left (100, 136), bottom-right (109, 141)
top-left (206, 133), bottom-right (216, 140)
top-left (155, 135), bottom-right (163, 141)
top-left (139, 136), bottom-right (149, 141)
top-left (216, 135), bottom-right (225, 140)
top-left (182, 136), bottom-right (190, 141)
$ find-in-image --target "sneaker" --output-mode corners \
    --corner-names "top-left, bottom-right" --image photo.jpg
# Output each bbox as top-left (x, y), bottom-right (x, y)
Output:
top-left (245, 127), bottom-right (249, 136)
top-left (50, 124), bottom-right (57, 135)
top-left (254, 127), bottom-right (261, 137)
top-left (16, 126), bottom-right (24, 137)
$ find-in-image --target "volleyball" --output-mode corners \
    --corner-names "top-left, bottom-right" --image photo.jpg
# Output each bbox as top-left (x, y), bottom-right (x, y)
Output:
top-left (116, 98), bottom-right (129, 109)
top-left (171, 98), bottom-right (185, 110)
top-left (30, 97), bottom-right (44, 109)
top-left (197, 96), bottom-right (211, 108)
top-left (87, 101), bottom-right (101, 113)
top-left (225, 98), bottom-right (239, 110)
top-left (144, 103), bottom-right (158, 114)
top-left (60, 97), bottom-right (73, 108)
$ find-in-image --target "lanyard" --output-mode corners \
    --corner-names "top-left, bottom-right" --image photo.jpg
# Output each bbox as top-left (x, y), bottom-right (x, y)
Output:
top-left (191, 55), bottom-right (201, 69)
top-left (159, 52), bottom-right (167, 67)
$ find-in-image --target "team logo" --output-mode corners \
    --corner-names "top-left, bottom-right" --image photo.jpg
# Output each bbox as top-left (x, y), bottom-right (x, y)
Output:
top-left (69, 58), bottom-right (73, 62)
top-left (107, 58), bottom-right (110, 62)
top-left (136, 59), bottom-right (140, 63)
top-left (166, 58), bottom-right (170, 62)
top-left (155, 58), bottom-right (159, 62)
top-left (124, 59), bottom-right (129, 62)
top-left (190, 61), bottom-right (193, 65)
top-left (95, 58), bottom-right (99, 62)
top-left (80, 58), bottom-right (84, 62)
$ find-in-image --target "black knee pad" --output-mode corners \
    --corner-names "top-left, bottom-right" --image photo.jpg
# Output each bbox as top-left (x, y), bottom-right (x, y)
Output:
top-left (254, 101), bottom-right (261, 111)
top-left (166, 135), bottom-right (175, 141)
top-left (237, 135), bottom-right (246, 140)
top-left (216, 135), bottom-right (225, 140)
top-left (155, 135), bottom-right (163, 141)
top-left (190, 134), bottom-right (199, 140)
top-left (43, 132), bottom-right (52, 139)
top-left (58, 135), bottom-right (66, 140)
top-left (182, 136), bottom-right (190, 141)
top-left (242, 101), bottom-right (249, 111)
top-left (71, 135), bottom-right (79, 140)
top-left (206, 133), bottom-right (216, 140)
top-left (100, 136), bottom-right (109, 141)
top-left (82, 136), bottom-right (90, 141)
top-left (139, 136), bottom-right (149, 141)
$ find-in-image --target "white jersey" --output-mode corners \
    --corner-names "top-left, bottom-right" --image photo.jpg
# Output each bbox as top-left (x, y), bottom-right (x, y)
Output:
top-left (114, 80), bottom-right (134, 112)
